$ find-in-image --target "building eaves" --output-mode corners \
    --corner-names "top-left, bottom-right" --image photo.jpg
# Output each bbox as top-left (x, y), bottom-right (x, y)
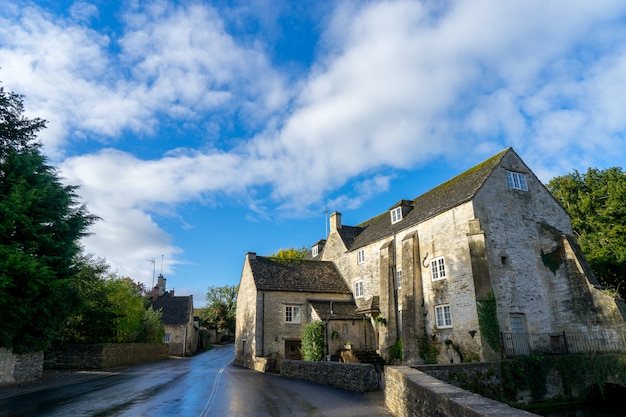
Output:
top-left (250, 256), bottom-right (351, 294)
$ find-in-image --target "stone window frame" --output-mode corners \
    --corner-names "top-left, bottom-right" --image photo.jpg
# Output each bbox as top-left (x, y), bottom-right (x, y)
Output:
top-left (357, 249), bottom-right (365, 264)
top-left (354, 280), bottom-right (364, 298)
top-left (163, 333), bottom-right (171, 343)
top-left (430, 256), bottom-right (447, 281)
top-left (396, 269), bottom-right (402, 289)
top-left (312, 245), bottom-right (319, 257)
top-left (285, 305), bottom-right (302, 324)
top-left (390, 206), bottom-right (403, 224)
top-left (506, 170), bottom-right (528, 191)
top-left (435, 304), bottom-right (452, 328)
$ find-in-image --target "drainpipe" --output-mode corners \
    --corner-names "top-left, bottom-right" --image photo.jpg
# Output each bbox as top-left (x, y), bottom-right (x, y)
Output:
top-left (183, 325), bottom-right (187, 356)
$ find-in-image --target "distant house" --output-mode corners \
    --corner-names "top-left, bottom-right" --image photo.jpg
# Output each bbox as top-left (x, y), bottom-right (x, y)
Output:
top-left (234, 254), bottom-right (356, 371)
top-left (150, 274), bottom-right (198, 357)
top-left (235, 148), bottom-right (626, 369)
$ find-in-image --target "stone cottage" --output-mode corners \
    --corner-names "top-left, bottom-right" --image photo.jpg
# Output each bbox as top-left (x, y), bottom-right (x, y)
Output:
top-left (151, 274), bottom-right (198, 357)
top-left (235, 148), bottom-right (626, 368)
top-left (234, 253), bottom-right (358, 371)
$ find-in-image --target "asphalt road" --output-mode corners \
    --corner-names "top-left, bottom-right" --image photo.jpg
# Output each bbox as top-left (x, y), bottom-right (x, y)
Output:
top-left (0, 344), bottom-right (393, 417)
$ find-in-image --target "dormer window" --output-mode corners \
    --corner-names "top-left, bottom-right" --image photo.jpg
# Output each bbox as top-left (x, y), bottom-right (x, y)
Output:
top-left (390, 207), bottom-right (403, 224)
top-left (506, 171), bottom-right (528, 191)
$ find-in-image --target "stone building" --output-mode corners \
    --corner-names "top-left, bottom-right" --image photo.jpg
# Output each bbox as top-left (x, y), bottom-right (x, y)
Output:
top-left (235, 148), bottom-right (626, 368)
top-left (234, 253), bottom-right (357, 371)
top-left (150, 274), bottom-right (198, 357)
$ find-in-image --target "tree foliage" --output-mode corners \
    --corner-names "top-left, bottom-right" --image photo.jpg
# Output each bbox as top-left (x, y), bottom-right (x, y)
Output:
top-left (198, 284), bottom-right (238, 335)
top-left (269, 247), bottom-right (309, 260)
top-left (301, 320), bottom-right (326, 361)
top-left (547, 167), bottom-right (626, 297)
top-left (57, 253), bottom-right (164, 344)
top-left (0, 86), bottom-right (98, 353)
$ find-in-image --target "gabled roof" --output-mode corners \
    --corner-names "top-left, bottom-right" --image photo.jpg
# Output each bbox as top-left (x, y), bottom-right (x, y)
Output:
top-left (249, 256), bottom-right (351, 294)
top-left (347, 148), bottom-right (509, 250)
top-left (151, 293), bottom-right (193, 325)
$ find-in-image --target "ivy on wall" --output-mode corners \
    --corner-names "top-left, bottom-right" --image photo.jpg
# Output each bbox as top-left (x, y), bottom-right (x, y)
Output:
top-left (477, 292), bottom-right (500, 352)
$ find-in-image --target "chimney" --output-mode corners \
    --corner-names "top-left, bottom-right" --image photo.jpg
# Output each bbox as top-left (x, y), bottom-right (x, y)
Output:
top-left (246, 252), bottom-right (257, 260)
top-left (157, 274), bottom-right (166, 296)
top-left (330, 212), bottom-right (342, 231)
top-left (152, 285), bottom-right (159, 301)
top-left (170, 288), bottom-right (175, 296)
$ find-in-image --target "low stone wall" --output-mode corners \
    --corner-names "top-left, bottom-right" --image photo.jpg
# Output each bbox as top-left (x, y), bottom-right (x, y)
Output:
top-left (0, 348), bottom-right (43, 384)
top-left (385, 366), bottom-right (538, 417)
top-left (415, 362), bottom-right (503, 400)
top-left (44, 343), bottom-right (169, 370)
top-left (281, 359), bottom-right (379, 393)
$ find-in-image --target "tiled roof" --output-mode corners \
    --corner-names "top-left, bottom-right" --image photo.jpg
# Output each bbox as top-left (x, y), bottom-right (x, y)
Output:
top-left (310, 300), bottom-right (360, 320)
top-left (347, 148), bottom-right (509, 250)
top-left (250, 256), bottom-right (351, 294)
top-left (151, 293), bottom-right (193, 325)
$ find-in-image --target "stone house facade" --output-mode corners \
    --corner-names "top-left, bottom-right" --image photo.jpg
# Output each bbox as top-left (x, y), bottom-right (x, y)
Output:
top-left (236, 148), bottom-right (626, 367)
top-left (151, 274), bottom-right (198, 357)
top-left (234, 253), bottom-right (357, 371)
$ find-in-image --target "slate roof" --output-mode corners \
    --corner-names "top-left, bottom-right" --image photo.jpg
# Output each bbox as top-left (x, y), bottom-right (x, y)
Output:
top-left (310, 300), bottom-right (360, 320)
top-left (151, 293), bottom-right (193, 325)
top-left (344, 148), bottom-right (509, 250)
top-left (249, 256), bottom-right (351, 294)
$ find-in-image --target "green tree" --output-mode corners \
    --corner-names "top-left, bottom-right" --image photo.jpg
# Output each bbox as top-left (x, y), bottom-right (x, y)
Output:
top-left (301, 320), bottom-right (326, 361)
top-left (269, 246), bottom-right (309, 260)
top-left (547, 167), bottom-right (626, 297)
top-left (0, 86), bottom-right (97, 353)
top-left (199, 284), bottom-right (238, 335)
top-left (57, 253), bottom-right (164, 344)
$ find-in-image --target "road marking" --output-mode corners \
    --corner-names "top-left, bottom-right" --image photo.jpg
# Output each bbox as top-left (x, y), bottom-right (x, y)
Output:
top-left (199, 360), bottom-right (231, 417)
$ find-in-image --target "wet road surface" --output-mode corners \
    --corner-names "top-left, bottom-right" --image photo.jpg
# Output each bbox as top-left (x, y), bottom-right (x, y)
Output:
top-left (0, 344), bottom-right (392, 416)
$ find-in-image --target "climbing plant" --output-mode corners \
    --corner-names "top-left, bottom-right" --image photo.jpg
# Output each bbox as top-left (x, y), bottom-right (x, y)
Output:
top-left (477, 292), bottom-right (500, 352)
top-left (301, 320), bottom-right (326, 361)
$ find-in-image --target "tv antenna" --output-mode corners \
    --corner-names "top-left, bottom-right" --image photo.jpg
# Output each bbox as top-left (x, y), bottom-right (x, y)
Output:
top-left (148, 259), bottom-right (156, 288)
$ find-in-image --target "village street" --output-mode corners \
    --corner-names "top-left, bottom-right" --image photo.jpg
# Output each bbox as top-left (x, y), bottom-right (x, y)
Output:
top-left (0, 344), bottom-right (392, 417)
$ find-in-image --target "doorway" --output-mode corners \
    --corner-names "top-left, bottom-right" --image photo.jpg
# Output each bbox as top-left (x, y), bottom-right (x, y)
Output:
top-left (284, 339), bottom-right (302, 360)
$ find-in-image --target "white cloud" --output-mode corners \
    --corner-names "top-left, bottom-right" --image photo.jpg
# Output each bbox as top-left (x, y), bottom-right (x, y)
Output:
top-left (3, 0), bottom-right (626, 286)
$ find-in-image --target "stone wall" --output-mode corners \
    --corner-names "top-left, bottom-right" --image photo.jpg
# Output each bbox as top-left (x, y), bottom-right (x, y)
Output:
top-left (44, 343), bottom-right (169, 370)
top-left (0, 348), bottom-right (43, 383)
top-left (281, 359), bottom-right (379, 393)
top-left (385, 366), bottom-right (538, 417)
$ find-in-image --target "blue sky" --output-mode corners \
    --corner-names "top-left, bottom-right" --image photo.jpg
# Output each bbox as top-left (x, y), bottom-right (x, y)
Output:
top-left (2, 1), bottom-right (626, 307)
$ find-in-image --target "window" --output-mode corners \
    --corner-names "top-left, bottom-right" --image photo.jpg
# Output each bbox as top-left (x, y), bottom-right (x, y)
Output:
top-left (506, 171), bottom-right (528, 191)
top-left (357, 249), bottom-right (365, 264)
top-left (431, 257), bottom-right (447, 280)
top-left (355, 280), bottom-right (364, 298)
top-left (396, 269), bottom-right (402, 289)
top-left (312, 245), bottom-right (318, 257)
top-left (163, 333), bottom-right (171, 343)
top-left (285, 305), bottom-right (302, 324)
top-left (390, 207), bottom-right (402, 224)
top-left (435, 304), bottom-right (452, 328)
top-left (342, 324), bottom-right (348, 334)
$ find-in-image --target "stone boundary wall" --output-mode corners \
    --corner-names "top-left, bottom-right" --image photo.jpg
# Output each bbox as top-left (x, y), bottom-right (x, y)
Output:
top-left (0, 348), bottom-right (43, 384)
top-left (44, 343), bottom-right (169, 370)
top-left (281, 359), bottom-right (379, 393)
top-left (385, 366), bottom-right (538, 417)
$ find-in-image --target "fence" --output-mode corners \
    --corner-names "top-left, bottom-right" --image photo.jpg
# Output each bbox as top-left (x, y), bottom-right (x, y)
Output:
top-left (501, 330), bottom-right (626, 357)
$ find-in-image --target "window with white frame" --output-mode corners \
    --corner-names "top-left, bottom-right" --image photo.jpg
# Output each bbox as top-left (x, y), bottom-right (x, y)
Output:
top-left (285, 305), bottom-right (302, 324)
top-left (390, 207), bottom-right (403, 224)
top-left (312, 245), bottom-right (319, 257)
top-left (396, 269), bottom-right (402, 289)
top-left (430, 257), bottom-right (447, 280)
top-left (506, 171), bottom-right (528, 191)
top-left (435, 304), bottom-right (452, 328)
top-left (354, 280), bottom-right (364, 298)
top-left (357, 249), bottom-right (365, 264)
top-left (163, 333), bottom-right (171, 343)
